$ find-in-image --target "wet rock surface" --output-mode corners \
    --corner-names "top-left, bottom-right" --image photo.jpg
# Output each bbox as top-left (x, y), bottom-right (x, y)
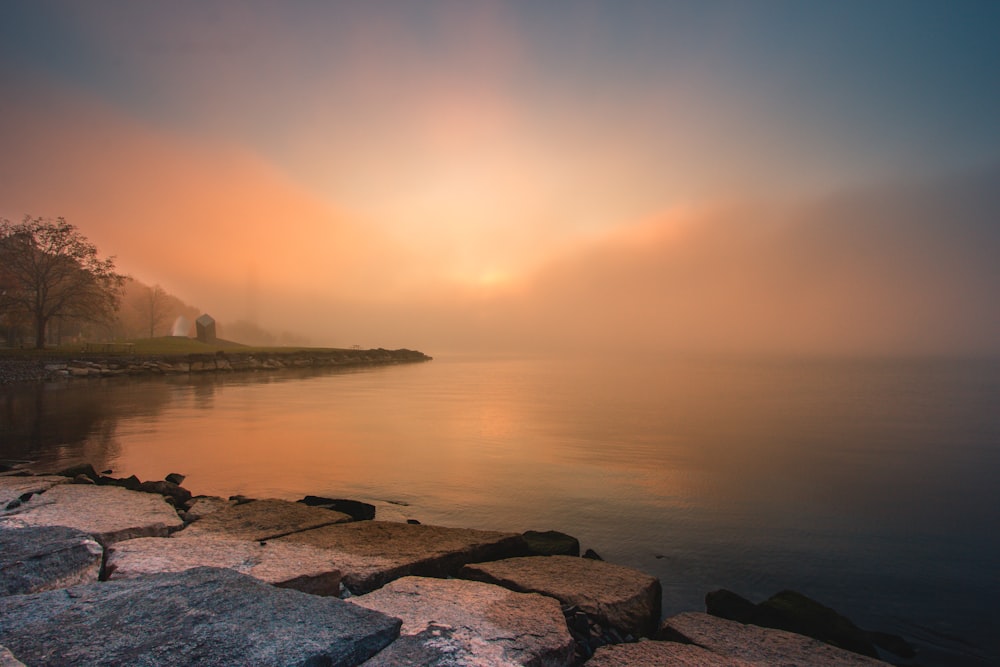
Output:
top-left (276, 520), bottom-right (528, 594)
top-left (461, 554), bottom-right (662, 639)
top-left (107, 536), bottom-right (344, 596)
top-left (350, 575), bottom-right (574, 667)
top-left (0, 525), bottom-right (103, 595)
top-left (586, 639), bottom-right (759, 666)
top-left (0, 474), bottom-right (68, 510)
top-left (0, 483), bottom-right (183, 546)
top-left (0, 567), bottom-right (401, 667)
top-left (659, 611), bottom-right (892, 666)
top-left (175, 497), bottom-right (352, 541)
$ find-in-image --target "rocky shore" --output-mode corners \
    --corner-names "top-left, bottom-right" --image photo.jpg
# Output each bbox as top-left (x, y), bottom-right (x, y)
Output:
top-left (0, 348), bottom-right (432, 385)
top-left (0, 465), bottom-right (916, 666)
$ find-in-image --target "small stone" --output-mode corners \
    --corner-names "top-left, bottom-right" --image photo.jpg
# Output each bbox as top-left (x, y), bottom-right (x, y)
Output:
top-left (522, 529), bottom-right (580, 556)
top-left (164, 473), bottom-right (186, 485)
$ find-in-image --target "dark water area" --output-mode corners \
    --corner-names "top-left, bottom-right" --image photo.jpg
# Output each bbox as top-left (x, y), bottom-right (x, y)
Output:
top-left (2, 354), bottom-right (998, 665)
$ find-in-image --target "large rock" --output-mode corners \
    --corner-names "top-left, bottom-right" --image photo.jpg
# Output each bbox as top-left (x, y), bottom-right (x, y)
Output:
top-left (351, 576), bottom-right (573, 667)
top-left (107, 536), bottom-right (343, 596)
top-left (659, 612), bottom-right (892, 666)
top-left (175, 498), bottom-right (351, 541)
top-left (0, 566), bottom-right (401, 666)
top-left (461, 555), bottom-right (662, 638)
top-left (0, 475), bottom-right (68, 510)
top-left (276, 520), bottom-right (527, 593)
top-left (0, 484), bottom-right (183, 546)
top-left (0, 526), bottom-right (103, 595)
top-left (586, 640), bottom-right (758, 666)
top-left (183, 495), bottom-right (232, 520)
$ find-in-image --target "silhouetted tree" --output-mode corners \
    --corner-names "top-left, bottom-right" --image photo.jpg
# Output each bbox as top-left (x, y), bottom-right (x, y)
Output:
top-left (0, 216), bottom-right (126, 348)
top-left (144, 283), bottom-right (169, 337)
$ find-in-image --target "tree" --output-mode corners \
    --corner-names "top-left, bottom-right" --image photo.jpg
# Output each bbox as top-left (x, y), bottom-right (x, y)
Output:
top-left (143, 283), bottom-right (169, 338)
top-left (0, 216), bottom-right (126, 348)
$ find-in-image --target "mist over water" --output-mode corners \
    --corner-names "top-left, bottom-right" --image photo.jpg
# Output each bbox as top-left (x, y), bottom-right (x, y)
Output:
top-left (3, 354), bottom-right (998, 665)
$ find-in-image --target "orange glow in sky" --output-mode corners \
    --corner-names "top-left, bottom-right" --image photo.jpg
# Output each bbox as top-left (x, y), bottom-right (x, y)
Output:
top-left (1, 3), bottom-right (998, 356)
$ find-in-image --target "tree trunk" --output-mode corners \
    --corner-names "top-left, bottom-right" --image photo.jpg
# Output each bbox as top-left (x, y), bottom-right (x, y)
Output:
top-left (34, 313), bottom-right (47, 349)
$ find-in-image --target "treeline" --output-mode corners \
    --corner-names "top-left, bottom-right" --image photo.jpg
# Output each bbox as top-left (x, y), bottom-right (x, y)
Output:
top-left (1, 215), bottom-right (309, 348)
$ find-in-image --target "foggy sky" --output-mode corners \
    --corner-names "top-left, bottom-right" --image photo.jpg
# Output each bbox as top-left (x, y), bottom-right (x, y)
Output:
top-left (1, 2), bottom-right (998, 356)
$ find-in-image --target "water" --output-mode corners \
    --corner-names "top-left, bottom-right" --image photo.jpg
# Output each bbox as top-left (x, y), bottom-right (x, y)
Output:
top-left (2, 354), bottom-right (998, 665)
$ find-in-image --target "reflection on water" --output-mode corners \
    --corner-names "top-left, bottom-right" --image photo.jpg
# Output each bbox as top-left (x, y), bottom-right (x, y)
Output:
top-left (1, 355), bottom-right (998, 665)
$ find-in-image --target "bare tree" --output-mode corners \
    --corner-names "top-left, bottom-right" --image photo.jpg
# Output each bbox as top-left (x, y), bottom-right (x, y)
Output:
top-left (0, 216), bottom-right (126, 348)
top-left (144, 283), bottom-right (169, 338)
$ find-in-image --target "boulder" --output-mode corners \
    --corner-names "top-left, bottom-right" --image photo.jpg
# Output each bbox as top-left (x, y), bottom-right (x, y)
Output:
top-left (174, 498), bottom-right (351, 541)
top-left (460, 555), bottom-right (662, 638)
top-left (587, 640), bottom-right (758, 666)
top-left (0, 526), bottom-right (103, 595)
top-left (351, 576), bottom-right (573, 667)
top-left (276, 520), bottom-right (527, 594)
top-left (706, 589), bottom-right (914, 659)
top-left (55, 463), bottom-right (100, 483)
top-left (758, 590), bottom-right (880, 657)
top-left (107, 536), bottom-right (343, 596)
top-left (0, 475), bottom-right (67, 510)
top-left (299, 495), bottom-right (376, 521)
top-left (522, 529), bottom-right (580, 556)
top-left (0, 484), bottom-right (183, 546)
top-left (0, 567), bottom-right (400, 667)
top-left (658, 612), bottom-right (891, 666)
top-left (136, 480), bottom-right (192, 507)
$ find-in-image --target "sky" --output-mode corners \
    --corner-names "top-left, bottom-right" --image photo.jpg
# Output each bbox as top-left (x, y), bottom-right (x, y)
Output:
top-left (1, 1), bottom-right (998, 356)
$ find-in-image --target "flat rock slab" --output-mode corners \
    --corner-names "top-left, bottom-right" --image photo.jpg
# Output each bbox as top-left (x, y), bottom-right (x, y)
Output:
top-left (276, 520), bottom-right (527, 593)
top-left (461, 555), bottom-right (662, 638)
top-left (175, 498), bottom-right (351, 541)
top-left (0, 566), bottom-right (401, 667)
top-left (0, 484), bottom-right (183, 546)
top-left (587, 640), bottom-right (758, 666)
top-left (0, 475), bottom-right (68, 510)
top-left (0, 526), bottom-right (103, 596)
top-left (659, 612), bottom-right (892, 666)
top-left (351, 576), bottom-right (573, 667)
top-left (107, 536), bottom-right (343, 596)
top-left (183, 495), bottom-right (232, 520)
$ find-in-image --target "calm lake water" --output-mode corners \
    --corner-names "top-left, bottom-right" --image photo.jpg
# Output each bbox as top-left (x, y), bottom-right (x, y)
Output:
top-left (2, 354), bottom-right (998, 665)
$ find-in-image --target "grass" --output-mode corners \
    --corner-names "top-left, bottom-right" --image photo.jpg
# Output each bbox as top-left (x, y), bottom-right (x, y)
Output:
top-left (0, 337), bottom-right (355, 358)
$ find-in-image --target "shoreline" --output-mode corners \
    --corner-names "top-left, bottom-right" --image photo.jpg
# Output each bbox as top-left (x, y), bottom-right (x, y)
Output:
top-left (0, 347), bottom-right (432, 385)
top-left (0, 465), bottom-right (918, 666)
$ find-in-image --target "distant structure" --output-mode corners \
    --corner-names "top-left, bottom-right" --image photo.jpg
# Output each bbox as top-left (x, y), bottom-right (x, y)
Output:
top-left (171, 315), bottom-right (191, 337)
top-left (195, 314), bottom-right (216, 343)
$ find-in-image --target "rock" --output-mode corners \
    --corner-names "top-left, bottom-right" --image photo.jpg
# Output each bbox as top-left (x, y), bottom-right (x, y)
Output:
top-left (136, 480), bottom-right (192, 507)
top-left (587, 640), bottom-right (758, 666)
top-left (299, 495), bottom-right (376, 521)
top-left (582, 548), bottom-right (603, 560)
top-left (276, 520), bottom-right (528, 594)
top-left (72, 474), bottom-right (95, 485)
top-left (55, 463), bottom-right (99, 483)
top-left (0, 475), bottom-right (68, 510)
top-left (522, 529), bottom-right (580, 556)
top-left (0, 526), bottom-right (103, 595)
top-left (174, 498), bottom-right (351, 541)
top-left (101, 474), bottom-right (142, 490)
top-left (351, 576), bottom-right (573, 667)
top-left (706, 588), bottom-right (782, 626)
top-left (0, 646), bottom-right (25, 667)
top-left (460, 555), bottom-right (662, 638)
top-left (758, 590), bottom-right (880, 657)
top-left (658, 612), bottom-right (891, 666)
top-left (0, 567), bottom-right (400, 666)
top-left (164, 472), bottom-right (186, 485)
top-left (183, 495), bottom-right (232, 520)
top-left (868, 630), bottom-right (917, 659)
top-left (0, 484), bottom-right (183, 546)
top-left (107, 536), bottom-right (343, 596)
